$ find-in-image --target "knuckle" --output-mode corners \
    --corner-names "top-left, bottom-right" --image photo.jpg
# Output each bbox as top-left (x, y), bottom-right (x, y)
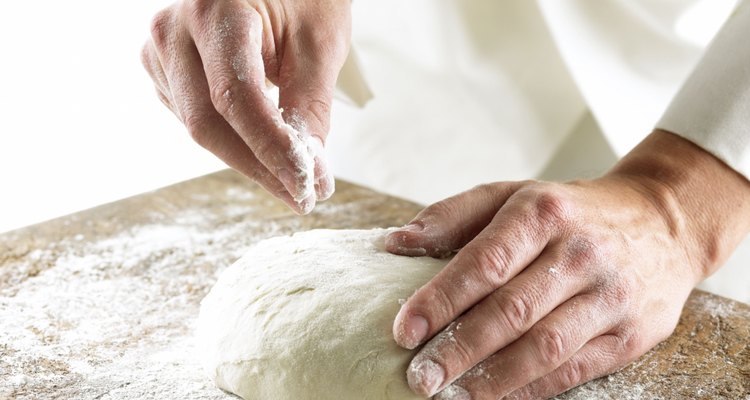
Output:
top-left (186, 0), bottom-right (213, 24)
top-left (615, 325), bottom-right (645, 357)
top-left (149, 8), bottom-right (174, 48)
top-left (623, 335), bottom-right (643, 357)
top-left (492, 289), bottom-right (533, 333)
top-left (183, 110), bottom-right (213, 148)
top-left (566, 236), bottom-right (601, 268)
top-left (208, 78), bottom-right (237, 116)
top-left (464, 241), bottom-right (512, 287)
top-left (558, 358), bottom-right (584, 390)
top-left (533, 189), bottom-right (570, 226)
top-left (426, 287), bottom-right (458, 328)
top-left (532, 325), bottom-right (568, 366)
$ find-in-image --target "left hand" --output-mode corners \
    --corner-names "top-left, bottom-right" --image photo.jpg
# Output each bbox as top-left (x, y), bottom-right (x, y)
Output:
top-left (386, 131), bottom-right (750, 399)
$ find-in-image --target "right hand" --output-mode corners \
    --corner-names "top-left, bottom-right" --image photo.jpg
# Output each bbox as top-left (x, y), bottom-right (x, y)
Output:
top-left (141, 0), bottom-right (352, 214)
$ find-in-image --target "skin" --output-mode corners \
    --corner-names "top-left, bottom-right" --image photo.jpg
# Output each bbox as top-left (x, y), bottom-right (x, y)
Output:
top-left (386, 130), bottom-right (750, 399)
top-left (141, 0), bottom-right (351, 214)
top-left (142, 3), bottom-right (750, 399)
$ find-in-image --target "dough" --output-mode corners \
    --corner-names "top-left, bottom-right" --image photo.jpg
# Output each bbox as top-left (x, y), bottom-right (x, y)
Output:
top-left (196, 228), bottom-right (449, 400)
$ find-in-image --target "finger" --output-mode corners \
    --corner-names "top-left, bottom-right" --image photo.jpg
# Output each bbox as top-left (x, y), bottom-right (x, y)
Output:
top-left (141, 41), bottom-right (172, 100)
top-left (188, 2), bottom-right (317, 203)
top-left (437, 293), bottom-right (616, 400)
top-left (405, 244), bottom-right (588, 396)
top-left (151, 9), bottom-right (313, 214)
top-left (507, 333), bottom-right (637, 400)
top-left (154, 85), bottom-right (176, 114)
top-left (276, 26), bottom-right (349, 200)
top-left (386, 183), bottom-right (525, 258)
top-left (394, 188), bottom-right (570, 350)
top-left (309, 134), bottom-right (335, 201)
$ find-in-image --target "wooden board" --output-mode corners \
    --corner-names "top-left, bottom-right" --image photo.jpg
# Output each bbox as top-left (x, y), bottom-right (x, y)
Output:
top-left (1, 170), bottom-right (748, 399)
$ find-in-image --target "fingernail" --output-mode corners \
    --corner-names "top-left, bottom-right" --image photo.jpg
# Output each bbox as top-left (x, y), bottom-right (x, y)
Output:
top-left (315, 172), bottom-right (335, 201)
top-left (436, 384), bottom-right (471, 400)
top-left (296, 194), bottom-right (316, 215)
top-left (278, 168), bottom-right (300, 199)
top-left (398, 314), bottom-right (429, 349)
top-left (408, 359), bottom-right (445, 396)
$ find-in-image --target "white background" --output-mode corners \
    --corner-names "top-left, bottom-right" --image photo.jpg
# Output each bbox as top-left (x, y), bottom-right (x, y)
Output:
top-left (0, 0), bottom-right (224, 234)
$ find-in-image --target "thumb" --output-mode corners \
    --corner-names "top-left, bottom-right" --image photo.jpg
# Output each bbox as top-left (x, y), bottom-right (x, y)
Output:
top-left (386, 183), bottom-right (524, 257)
top-left (277, 38), bottom-right (345, 201)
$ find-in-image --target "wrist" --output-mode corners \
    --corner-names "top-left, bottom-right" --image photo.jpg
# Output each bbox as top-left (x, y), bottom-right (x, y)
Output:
top-left (605, 130), bottom-right (750, 282)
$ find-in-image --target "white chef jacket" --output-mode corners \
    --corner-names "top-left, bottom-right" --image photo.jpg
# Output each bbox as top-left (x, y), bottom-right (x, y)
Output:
top-left (327, 0), bottom-right (750, 302)
top-left (330, 0), bottom-right (748, 202)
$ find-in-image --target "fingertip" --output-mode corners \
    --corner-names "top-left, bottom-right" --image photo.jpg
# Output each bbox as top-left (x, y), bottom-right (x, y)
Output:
top-left (386, 221), bottom-right (458, 257)
top-left (276, 190), bottom-right (316, 215)
top-left (272, 123), bottom-right (317, 203)
top-left (296, 194), bottom-right (316, 215)
top-left (278, 168), bottom-right (301, 199)
top-left (394, 312), bottom-right (429, 350)
top-left (407, 358), bottom-right (445, 396)
top-left (385, 228), bottom-right (427, 256)
top-left (315, 174), bottom-right (335, 201)
top-left (311, 137), bottom-right (335, 201)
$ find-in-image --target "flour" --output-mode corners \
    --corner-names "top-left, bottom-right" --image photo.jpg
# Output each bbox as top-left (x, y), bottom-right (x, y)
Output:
top-left (280, 112), bottom-right (317, 205)
top-left (0, 198), bottom-right (299, 400)
top-left (217, 9), bottom-right (321, 210)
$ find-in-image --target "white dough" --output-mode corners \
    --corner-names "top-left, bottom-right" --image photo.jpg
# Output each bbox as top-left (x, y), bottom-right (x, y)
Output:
top-left (196, 229), bottom-right (449, 400)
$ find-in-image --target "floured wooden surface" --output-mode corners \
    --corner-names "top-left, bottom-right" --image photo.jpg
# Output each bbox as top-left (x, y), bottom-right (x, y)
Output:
top-left (1, 170), bottom-right (748, 399)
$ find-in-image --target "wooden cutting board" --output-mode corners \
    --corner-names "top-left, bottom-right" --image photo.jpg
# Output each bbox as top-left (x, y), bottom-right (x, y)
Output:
top-left (1, 170), bottom-right (748, 399)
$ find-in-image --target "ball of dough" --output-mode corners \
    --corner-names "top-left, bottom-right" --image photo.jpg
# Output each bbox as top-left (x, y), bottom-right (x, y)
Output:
top-left (196, 229), bottom-right (449, 400)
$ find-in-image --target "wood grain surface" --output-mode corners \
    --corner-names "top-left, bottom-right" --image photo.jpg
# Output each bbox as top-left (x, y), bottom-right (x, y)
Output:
top-left (1, 170), bottom-right (747, 399)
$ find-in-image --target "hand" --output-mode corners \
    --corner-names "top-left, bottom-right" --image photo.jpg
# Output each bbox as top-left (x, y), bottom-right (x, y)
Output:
top-left (386, 131), bottom-right (750, 399)
top-left (141, 0), bottom-right (351, 214)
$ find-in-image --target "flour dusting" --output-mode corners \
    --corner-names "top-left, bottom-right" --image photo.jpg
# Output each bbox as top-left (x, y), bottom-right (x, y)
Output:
top-left (0, 197), bottom-right (301, 399)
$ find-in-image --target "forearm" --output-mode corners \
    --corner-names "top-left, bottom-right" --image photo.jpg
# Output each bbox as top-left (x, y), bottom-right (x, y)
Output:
top-left (608, 130), bottom-right (750, 281)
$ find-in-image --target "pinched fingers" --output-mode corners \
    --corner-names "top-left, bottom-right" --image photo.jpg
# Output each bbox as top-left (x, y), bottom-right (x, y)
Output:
top-left (146, 2), bottom-right (314, 213)
top-left (187, 0), bottom-right (317, 204)
top-left (276, 17), bottom-right (350, 200)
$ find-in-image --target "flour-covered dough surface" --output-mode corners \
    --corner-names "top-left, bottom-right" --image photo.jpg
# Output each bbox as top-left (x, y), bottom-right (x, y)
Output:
top-left (196, 229), bottom-right (449, 400)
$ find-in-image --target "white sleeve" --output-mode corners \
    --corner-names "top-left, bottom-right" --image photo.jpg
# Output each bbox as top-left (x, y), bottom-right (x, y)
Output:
top-left (334, 48), bottom-right (373, 108)
top-left (656, 0), bottom-right (750, 179)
